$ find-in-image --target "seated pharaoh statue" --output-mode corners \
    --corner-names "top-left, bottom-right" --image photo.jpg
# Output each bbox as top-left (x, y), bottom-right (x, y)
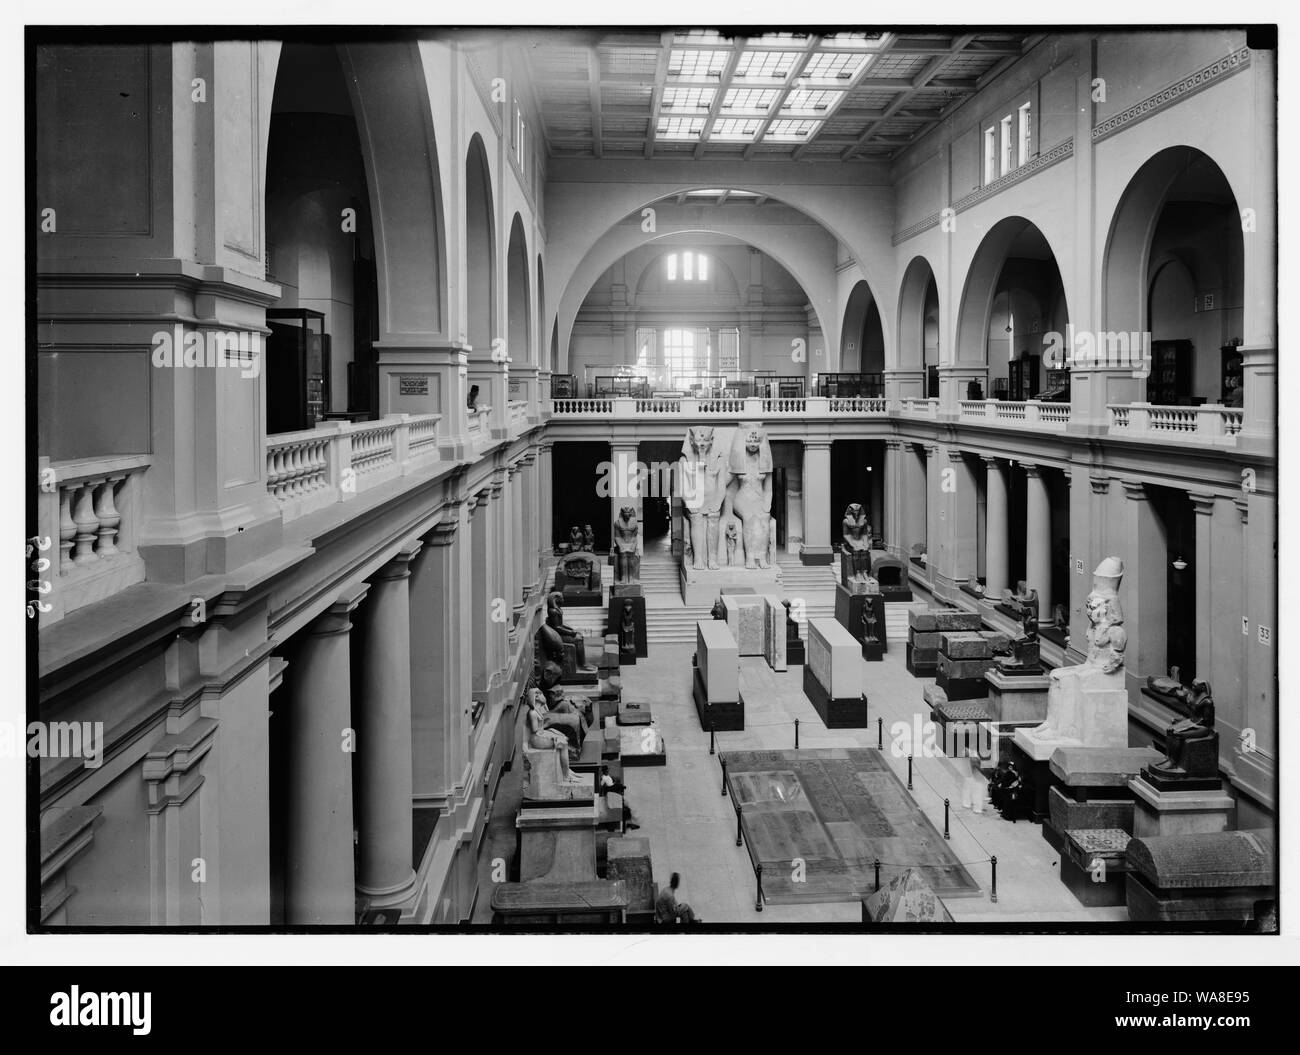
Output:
top-left (840, 503), bottom-right (873, 583)
top-left (1001, 580), bottom-right (1040, 618)
top-left (536, 592), bottom-right (596, 685)
top-left (1143, 678), bottom-right (1219, 786)
top-left (524, 688), bottom-right (587, 788)
top-left (1024, 557), bottom-right (1129, 749)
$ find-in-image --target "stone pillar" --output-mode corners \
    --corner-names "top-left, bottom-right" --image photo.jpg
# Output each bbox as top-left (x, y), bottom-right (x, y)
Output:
top-left (882, 440), bottom-right (899, 553)
top-left (489, 478), bottom-right (509, 679)
top-left (286, 583), bottom-right (368, 925)
top-left (1188, 492), bottom-right (1215, 684)
top-left (924, 445), bottom-right (940, 568)
top-left (983, 456), bottom-right (1008, 598)
top-left (1022, 462), bottom-right (1052, 621)
top-left (520, 453), bottom-right (540, 599)
top-left (1120, 479), bottom-right (1167, 688)
top-left (538, 443), bottom-right (554, 556)
top-left (468, 488), bottom-right (492, 699)
top-left (410, 514), bottom-right (469, 803)
top-left (509, 461), bottom-right (525, 617)
top-left (355, 542), bottom-right (421, 908)
top-left (800, 441), bottom-right (833, 564)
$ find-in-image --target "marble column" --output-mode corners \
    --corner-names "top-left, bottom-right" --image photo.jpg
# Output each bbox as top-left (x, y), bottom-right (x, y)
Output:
top-left (468, 488), bottom-right (492, 698)
top-left (489, 478), bottom-right (509, 678)
top-left (882, 440), bottom-right (899, 554)
top-left (982, 456), bottom-right (1008, 598)
top-left (924, 444), bottom-right (940, 566)
top-left (509, 462), bottom-right (526, 618)
top-left (800, 441), bottom-right (833, 564)
top-left (538, 443), bottom-right (554, 556)
top-left (410, 514), bottom-right (468, 803)
top-left (1121, 478), bottom-right (1167, 685)
top-left (355, 542), bottom-right (421, 907)
top-left (286, 582), bottom-right (368, 925)
top-left (1188, 492), bottom-right (1215, 683)
top-left (520, 453), bottom-right (539, 599)
top-left (1022, 462), bottom-right (1052, 621)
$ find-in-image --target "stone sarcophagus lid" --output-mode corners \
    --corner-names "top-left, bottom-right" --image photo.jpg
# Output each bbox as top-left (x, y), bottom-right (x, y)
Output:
top-left (1124, 829), bottom-right (1276, 926)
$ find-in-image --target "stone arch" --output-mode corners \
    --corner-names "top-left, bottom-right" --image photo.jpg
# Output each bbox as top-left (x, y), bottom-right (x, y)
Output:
top-left (464, 134), bottom-right (497, 358)
top-left (896, 255), bottom-right (940, 373)
top-left (506, 213), bottom-right (531, 365)
top-left (839, 280), bottom-right (885, 375)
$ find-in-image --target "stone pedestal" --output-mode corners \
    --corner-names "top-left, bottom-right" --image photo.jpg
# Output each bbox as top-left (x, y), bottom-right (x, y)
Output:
top-left (694, 619), bottom-right (743, 730)
top-left (834, 585), bottom-right (886, 658)
top-left (522, 747), bottom-right (595, 805)
top-left (762, 595), bottom-right (787, 672)
top-left (607, 595), bottom-right (647, 660)
top-left (1059, 828), bottom-right (1132, 907)
top-left (1043, 746), bottom-right (1162, 852)
top-left (680, 561), bottom-right (783, 605)
top-left (984, 670), bottom-right (1051, 723)
top-left (606, 836), bottom-right (655, 922)
top-left (516, 807), bottom-right (598, 883)
top-left (1129, 777), bottom-right (1236, 839)
top-left (804, 617), bottom-right (869, 727)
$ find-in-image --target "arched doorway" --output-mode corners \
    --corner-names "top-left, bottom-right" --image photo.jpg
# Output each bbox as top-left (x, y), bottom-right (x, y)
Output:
top-left (896, 257), bottom-right (940, 398)
top-left (1105, 147), bottom-right (1244, 406)
top-left (838, 280), bottom-right (885, 395)
top-left (465, 135), bottom-right (496, 358)
top-left (956, 219), bottom-right (1068, 402)
top-left (506, 214), bottom-right (531, 372)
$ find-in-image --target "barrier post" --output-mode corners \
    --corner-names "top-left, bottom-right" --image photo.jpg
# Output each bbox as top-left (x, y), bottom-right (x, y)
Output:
top-left (709, 719), bottom-right (715, 755)
top-left (944, 798), bottom-right (950, 839)
top-left (794, 718), bottom-right (800, 749)
top-left (907, 754), bottom-right (913, 790)
top-left (720, 755), bottom-right (728, 797)
top-left (755, 864), bottom-right (763, 911)
top-left (991, 856), bottom-right (998, 903)
top-left (877, 716), bottom-right (883, 750)
top-left (874, 859), bottom-right (881, 891)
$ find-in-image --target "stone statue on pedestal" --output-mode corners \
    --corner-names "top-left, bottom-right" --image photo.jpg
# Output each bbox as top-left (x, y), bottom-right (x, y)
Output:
top-left (722, 426), bottom-right (774, 570)
top-left (841, 503), bottom-right (873, 582)
top-left (1000, 581), bottom-right (1039, 620)
top-left (612, 506), bottom-right (641, 584)
top-left (1144, 678), bottom-right (1219, 786)
top-left (536, 592), bottom-right (595, 687)
top-left (569, 525), bottom-right (585, 553)
top-left (724, 519), bottom-right (740, 567)
top-left (582, 524), bottom-right (596, 552)
top-left (1027, 557), bottom-right (1128, 746)
top-left (680, 427), bottom-right (729, 570)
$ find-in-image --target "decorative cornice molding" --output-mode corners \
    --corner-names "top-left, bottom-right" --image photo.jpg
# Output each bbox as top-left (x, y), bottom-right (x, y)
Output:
top-left (1092, 49), bottom-right (1252, 144)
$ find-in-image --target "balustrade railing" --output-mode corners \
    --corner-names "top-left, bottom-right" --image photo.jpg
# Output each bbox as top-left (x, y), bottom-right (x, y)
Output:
top-left (1107, 402), bottom-right (1243, 445)
top-left (265, 412), bottom-right (442, 523)
top-left (35, 453), bottom-right (151, 622)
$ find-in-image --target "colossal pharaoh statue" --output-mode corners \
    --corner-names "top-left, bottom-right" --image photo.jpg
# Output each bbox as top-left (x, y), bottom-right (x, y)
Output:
top-left (1025, 556), bottom-right (1129, 748)
top-left (680, 427), bottom-right (729, 570)
top-left (723, 425), bottom-right (774, 569)
top-left (612, 506), bottom-right (641, 584)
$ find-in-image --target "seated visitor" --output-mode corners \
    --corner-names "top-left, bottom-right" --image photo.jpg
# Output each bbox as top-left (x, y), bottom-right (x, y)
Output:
top-left (655, 872), bottom-right (700, 925)
top-left (988, 760), bottom-right (1024, 821)
top-left (598, 764), bottom-right (639, 831)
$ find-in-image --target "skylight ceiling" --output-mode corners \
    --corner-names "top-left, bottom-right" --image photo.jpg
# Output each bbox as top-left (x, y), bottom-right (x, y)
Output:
top-left (521, 30), bottom-right (1038, 160)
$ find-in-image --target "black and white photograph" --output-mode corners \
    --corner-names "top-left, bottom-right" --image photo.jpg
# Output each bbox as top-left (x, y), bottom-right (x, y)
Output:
top-left (7, 1), bottom-right (1297, 994)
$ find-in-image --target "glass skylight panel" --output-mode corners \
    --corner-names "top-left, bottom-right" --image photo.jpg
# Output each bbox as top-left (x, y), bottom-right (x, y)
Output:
top-left (657, 115), bottom-right (707, 140)
top-left (802, 50), bottom-right (871, 82)
top-left (669, 48), bottom-right (731, 80)
top-left (662, 85), bottom-right (715, 111)
top-left (721, 87), bottom-right (779, 115)
top-left (782, 87), bottom-right (836, 113)
top-left (734, 50), bottom-right (801, 80)
top-left (710, 117), bottom-right (763, 140)
top-left (765, 118), bottom-right (821, 141)
top-left (749, 33), bottom-right (810, 47)
top-left (673, 30), bottom-right (729, 46)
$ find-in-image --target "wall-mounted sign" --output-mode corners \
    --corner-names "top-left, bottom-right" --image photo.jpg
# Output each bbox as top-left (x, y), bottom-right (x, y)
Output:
top-left (398, 374), bottom-right (429, 396)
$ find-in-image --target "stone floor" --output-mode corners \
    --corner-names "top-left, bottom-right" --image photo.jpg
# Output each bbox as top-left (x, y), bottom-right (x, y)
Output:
top-left (618, 641), bottom-right (1129, 924)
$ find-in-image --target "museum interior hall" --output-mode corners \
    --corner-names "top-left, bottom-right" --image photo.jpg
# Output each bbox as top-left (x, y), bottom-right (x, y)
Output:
top-left (31, 28), bottom-right (1277, 928)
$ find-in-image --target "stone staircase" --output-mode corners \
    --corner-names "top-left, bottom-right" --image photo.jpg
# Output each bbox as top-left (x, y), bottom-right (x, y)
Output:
top-left (557, 552), bottom-right (924, 647)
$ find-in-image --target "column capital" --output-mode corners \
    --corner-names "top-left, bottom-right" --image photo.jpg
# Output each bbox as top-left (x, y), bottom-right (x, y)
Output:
top-left (1020, 460), bottom-right (1041, 478)
top-left (1090, 473), bottom-right (1111, 495)
top-left (424, 519), bottom-right (460, 547)
top-left (980, 454), bottom-right (1000, 467)
top-left (803, 441), bottom-right (833, 453)
top-left (489, 481), bottom-right (505, 499)
top-left (1187, 492), bottom-right (1217, 516)
top-left (506, 461), bottom-right (523, 478)
top-left (923, 444), bottom-right (939, 458)
top-left (1234, 496), bottom-right (1249, 523)
top-left (519, 452), bottom-right (538, 468)
top-left (313, 581), bottom-right (370, 635)
top-left (945, 446), bottom-right (967, 464)
top-left (1120, 478), bottom-right (1148, 501)
top-left (375, 540), bottom-right (423, 581)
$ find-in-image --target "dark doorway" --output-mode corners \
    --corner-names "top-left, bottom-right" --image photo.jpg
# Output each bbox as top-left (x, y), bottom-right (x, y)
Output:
top-left (552, 441), bottom-right (612, 552)
top-left (1149, 485), bottom-right (1197, 682)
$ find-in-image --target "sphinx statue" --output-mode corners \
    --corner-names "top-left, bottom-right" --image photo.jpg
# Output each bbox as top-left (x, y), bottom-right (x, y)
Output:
top-left (612, 506), bottom-right (641, 584)
top-left (722, 425), bottom-right (774, 569)
top-left (1026, 557), bottom-right (1127, 746)
top-left (679, 427), bottom-right (729, 570)
top-left (1144, 678), bottom-right (1217, 784)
